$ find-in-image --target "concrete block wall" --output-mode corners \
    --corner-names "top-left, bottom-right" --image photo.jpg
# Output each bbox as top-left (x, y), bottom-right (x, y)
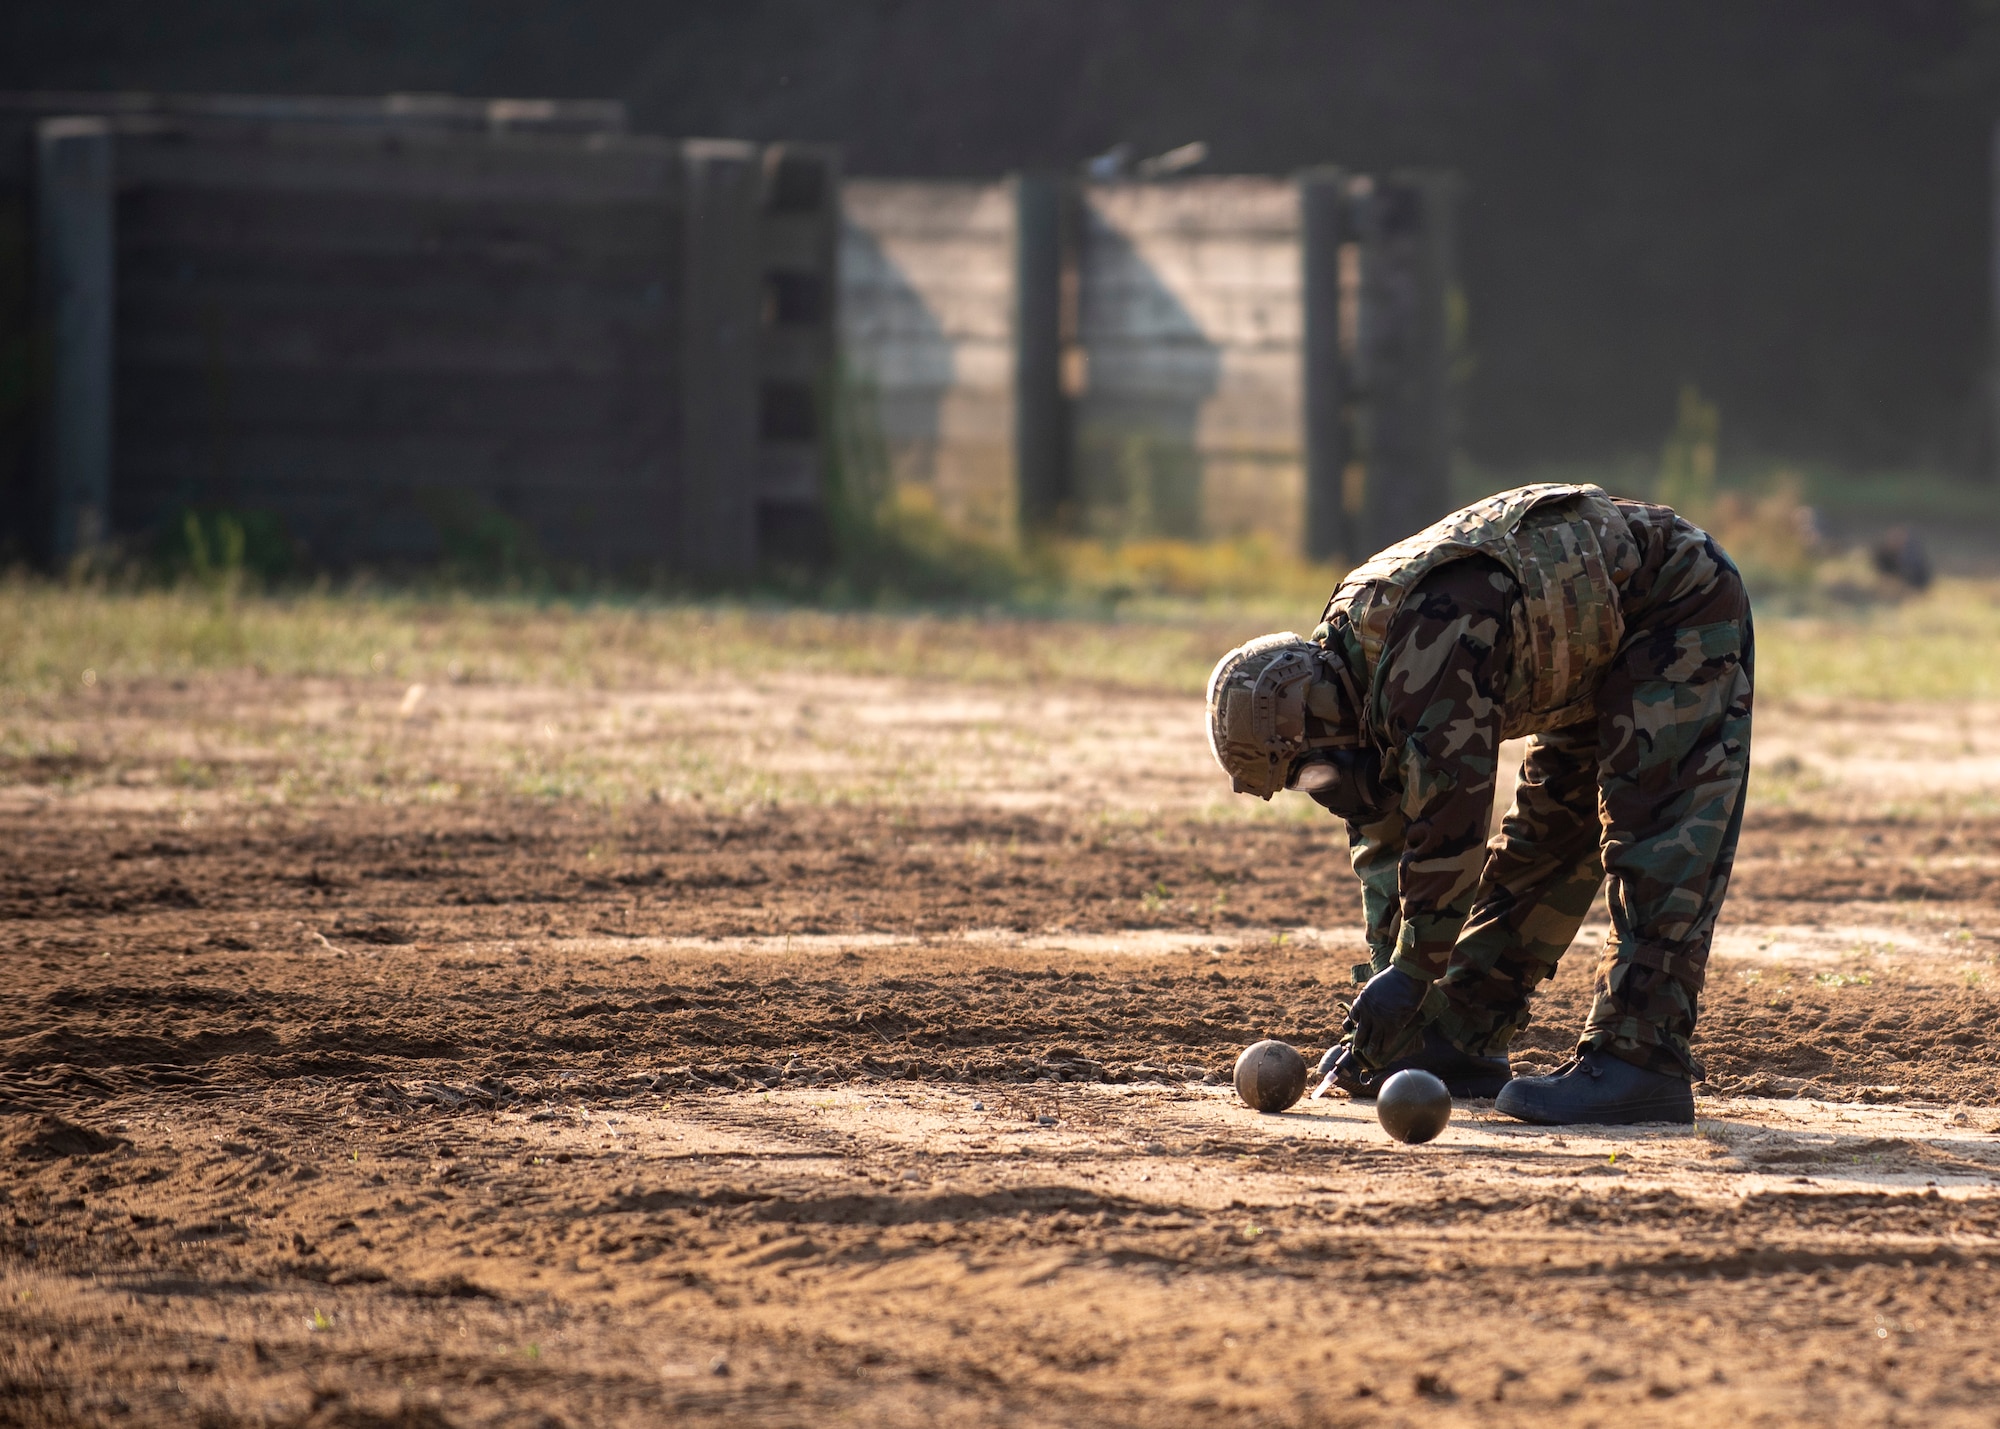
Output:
top-left (837, 170), bottom-right (1457, 562)
top-left (1, 92), bottom-right (840, 576)
top-left (107, 121), bottom-right (691, 571)
top-left (3, 90), bottom-right (1451, 575)
top-left (838, 179), bottom-right (1025, 543)
top-left (1073, 177), bottom-right (1305, 547)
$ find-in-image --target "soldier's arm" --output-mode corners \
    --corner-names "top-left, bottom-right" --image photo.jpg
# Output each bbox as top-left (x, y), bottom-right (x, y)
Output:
top-left (1374, 558), bottom-right (1516, 982)
top-left (1344, 808), bottom-right (1406, 983)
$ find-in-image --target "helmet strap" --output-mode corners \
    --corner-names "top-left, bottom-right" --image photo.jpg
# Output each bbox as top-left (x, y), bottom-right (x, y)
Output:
top-left (1301, 641), bottom-right (1369, 753)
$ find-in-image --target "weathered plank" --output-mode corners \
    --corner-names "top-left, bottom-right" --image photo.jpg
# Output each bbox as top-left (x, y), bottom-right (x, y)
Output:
top-left (117, 189), bottom-right (677, 269)
top-left (115, 433), bottom-right (676, 565)
top-left (114, 122), bottom-right (680, 204)
top-left (840, 179), bottom-right (1022, 542)
top-left (117, 283), bottom-right (675, 377)
top-left (1075, 177), bottom-right (1305, 548)
top-left (99, 120), bottom-right (694, 571)
top-left (0, 90), bottom-right (626, 135)
top-left (115, 369), bottom-right (672, 439)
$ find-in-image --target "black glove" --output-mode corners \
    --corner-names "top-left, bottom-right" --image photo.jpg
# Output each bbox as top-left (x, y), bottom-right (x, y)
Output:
top-left (1342, 965), bottom-right (1430, 1069)
top-left (1291, 748), bottom-right (1393, 820)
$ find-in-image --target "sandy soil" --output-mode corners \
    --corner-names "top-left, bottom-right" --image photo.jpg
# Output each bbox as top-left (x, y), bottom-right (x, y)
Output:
top-left (5, 672), bottom-right (2000, 1426)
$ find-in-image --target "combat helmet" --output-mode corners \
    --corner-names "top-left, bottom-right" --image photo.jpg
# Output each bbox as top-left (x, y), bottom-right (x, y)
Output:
top-left (1204, 633), bottom-right (1367, 800)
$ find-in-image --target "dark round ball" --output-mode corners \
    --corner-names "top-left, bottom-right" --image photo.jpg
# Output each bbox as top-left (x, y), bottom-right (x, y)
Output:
top-left (1376, 1068), bottom-right (1452, 1144)
top-left (1233, 1039), bottom-right (1308, 1113)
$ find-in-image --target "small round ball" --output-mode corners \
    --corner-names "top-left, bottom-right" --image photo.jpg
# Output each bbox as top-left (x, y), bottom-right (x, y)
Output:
top-left (1376, 1068), bottom-right (1452, 1144)
top-left (1233, 1039), bottom-right (1308, 1113)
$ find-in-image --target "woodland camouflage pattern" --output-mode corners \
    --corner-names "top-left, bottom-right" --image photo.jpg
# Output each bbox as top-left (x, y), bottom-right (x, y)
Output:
top-left (1324, 483), bottom-right (1639, 738)
top-left (1316, 494), bottom-right (1752, 1078)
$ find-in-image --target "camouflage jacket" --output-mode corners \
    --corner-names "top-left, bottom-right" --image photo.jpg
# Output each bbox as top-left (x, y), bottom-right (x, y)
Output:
top-left (1320, 483), bottom-right (1639, 742)
top-left (1323, 556), bottom-right (1516, 983)
top-left (1320, 497), bottom-right (1703, 983)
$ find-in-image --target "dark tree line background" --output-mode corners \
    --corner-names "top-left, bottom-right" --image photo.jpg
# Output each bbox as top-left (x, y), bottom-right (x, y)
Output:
top-left (10, 0), bottom-right (2000, 476)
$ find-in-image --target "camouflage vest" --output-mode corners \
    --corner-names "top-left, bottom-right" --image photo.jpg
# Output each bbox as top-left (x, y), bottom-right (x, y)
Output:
top-left (1321, 484), bottom-right (1641, 739)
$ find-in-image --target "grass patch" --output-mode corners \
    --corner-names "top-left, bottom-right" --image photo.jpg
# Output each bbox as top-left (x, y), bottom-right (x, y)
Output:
top-left (3, 575), bottom-right (2000, 703)
top-left (0, 578), bottom-right (1290, 701)
top-left (1755, 580), bottom-right (2000, 701)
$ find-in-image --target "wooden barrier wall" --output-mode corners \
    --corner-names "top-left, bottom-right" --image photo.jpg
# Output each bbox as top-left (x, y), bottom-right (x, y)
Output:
top-left (3, 92), bottom-right (1449, 575)
top-left (113, 122), bottom-right (690, 571)
top-left (1, 93), bottom-right (839, 576)
top-left (838, 179), bottom-right (1025, 542)
top-left (1074, 177), bottom-right (1305, 547)
top-left (839, 170), bottom-right (1457, 561)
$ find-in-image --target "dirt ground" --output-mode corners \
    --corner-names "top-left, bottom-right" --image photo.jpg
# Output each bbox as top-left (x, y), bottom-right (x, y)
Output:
top-left (5, 670), bottom-right (2000, 1427)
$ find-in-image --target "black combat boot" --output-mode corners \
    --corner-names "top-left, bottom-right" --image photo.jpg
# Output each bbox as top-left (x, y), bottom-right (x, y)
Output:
top-left (1494, 1049), bottom-right (1695, 1125)
top-left (1317, 1025), bottom-right (1512, 1101)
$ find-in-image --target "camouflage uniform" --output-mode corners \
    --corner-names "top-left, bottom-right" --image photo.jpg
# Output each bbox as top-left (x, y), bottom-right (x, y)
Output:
top-left (1320, 491), bottom-right (1753, 1078)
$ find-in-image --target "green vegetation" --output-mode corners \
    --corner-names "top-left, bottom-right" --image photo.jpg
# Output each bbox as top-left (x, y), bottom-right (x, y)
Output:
top-left (6, 377), bottom-right (1998, 708)
top-left (0, 578), bottom-right (1240, 699)
top-left (816, 355), bottom-right (1342, 609)
top-left (1, 573), bottom-right (1996, 702)
top-left (1655, 384), bottom-right (1721, 515)
top-left (1755, 579), bottom-right (2000, 701)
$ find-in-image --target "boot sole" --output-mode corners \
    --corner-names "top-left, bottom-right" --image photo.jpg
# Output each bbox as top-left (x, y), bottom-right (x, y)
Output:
top-left (1493, 1090), bottom-right (1694, 1126)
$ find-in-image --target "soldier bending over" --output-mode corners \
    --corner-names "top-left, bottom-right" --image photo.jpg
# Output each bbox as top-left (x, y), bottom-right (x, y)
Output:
top-left (1205, 484), bottom-right (1753, 1125)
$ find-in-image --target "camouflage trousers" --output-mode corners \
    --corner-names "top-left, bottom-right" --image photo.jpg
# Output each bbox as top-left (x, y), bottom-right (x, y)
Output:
top-left (1427, 544), bottom-right (1754, 1078)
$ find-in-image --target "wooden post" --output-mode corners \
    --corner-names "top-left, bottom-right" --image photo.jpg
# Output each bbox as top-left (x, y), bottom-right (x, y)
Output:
top-left (1011, 172), bottom-right (1065, 533)
top-left (678, 140), bottom-right (762, 576)
top-left (1989, 119), bottom-right (2000, 483)
top-left (1356, 171), bottom-right (1456, 552)
top-left (1298, 167), bottom-right (1349, 562)
top-left (753, 143), bottom-right (843, 563)
top-left (34, 116), bottom-right (114, 564)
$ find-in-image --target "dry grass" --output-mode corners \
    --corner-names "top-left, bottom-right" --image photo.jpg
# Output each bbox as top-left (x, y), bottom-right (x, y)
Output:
top-left (2, 575), bottom-right (1997, 705)
top-left (0, 580), bottom-right (1262, 702)
top-left (1755, 577), bottom-right (2000, 701)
